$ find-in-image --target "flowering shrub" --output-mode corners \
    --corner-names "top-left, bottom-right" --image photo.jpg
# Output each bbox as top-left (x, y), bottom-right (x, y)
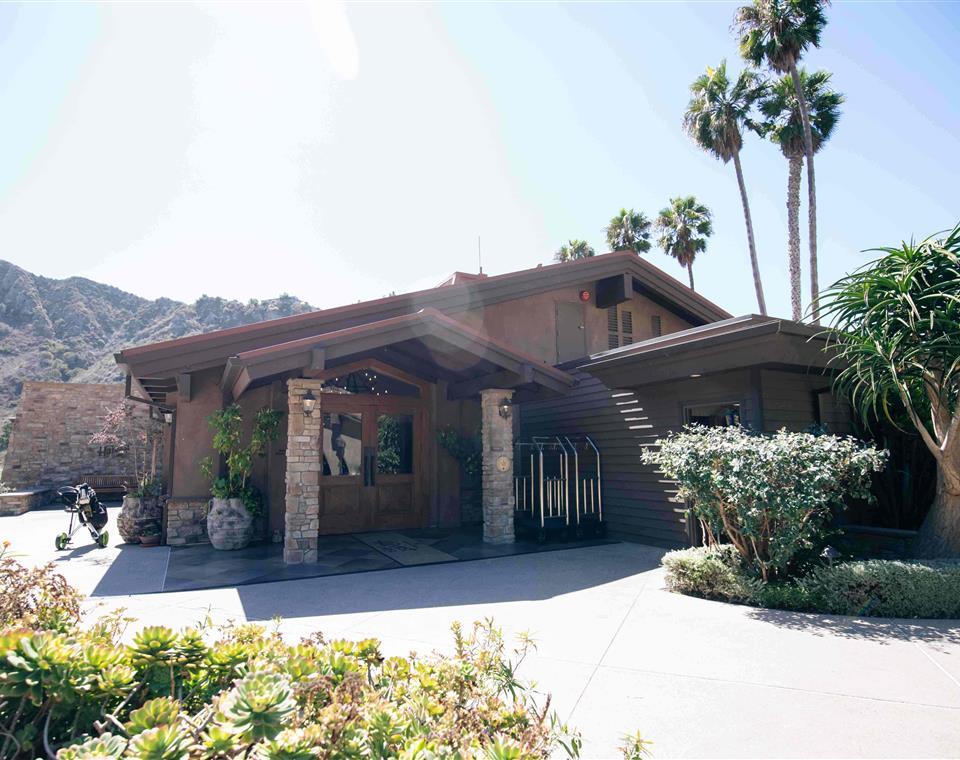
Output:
top-left (643, 426), bottom-right (887, 580)
top-left (0, 542), bottom-right (81, 632)
top-left (0, 617), bottom-right (582, 759)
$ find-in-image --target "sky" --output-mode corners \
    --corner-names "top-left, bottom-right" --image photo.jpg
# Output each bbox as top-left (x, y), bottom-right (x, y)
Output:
top-left (0, 1), bottom-right (957, 319)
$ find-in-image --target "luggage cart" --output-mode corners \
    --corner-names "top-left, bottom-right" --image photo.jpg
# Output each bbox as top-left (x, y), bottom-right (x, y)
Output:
top-left (513, 435), bottom-right (604, 542)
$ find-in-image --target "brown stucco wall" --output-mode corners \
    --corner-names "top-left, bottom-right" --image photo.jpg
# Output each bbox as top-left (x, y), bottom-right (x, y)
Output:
top-left (454, 285), bottom-right (691, 365)
top-left (1, 381), bottom-right (163, 492)
top-left (169, 367), bottom-right (223, 497)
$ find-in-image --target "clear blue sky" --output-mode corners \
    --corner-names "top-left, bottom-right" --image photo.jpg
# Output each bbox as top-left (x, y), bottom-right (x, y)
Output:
top-left (0, 1), bottom-right (957, 320)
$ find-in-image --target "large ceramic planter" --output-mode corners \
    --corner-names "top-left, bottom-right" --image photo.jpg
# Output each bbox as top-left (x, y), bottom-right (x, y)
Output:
top-left (117, 495), bottom-right (160, 544)
top-left (207, 497), bottom-right (254, 550)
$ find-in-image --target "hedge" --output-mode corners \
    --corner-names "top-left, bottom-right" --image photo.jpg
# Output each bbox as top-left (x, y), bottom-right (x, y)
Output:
top-left (662, 545), bottom-right (960, 618)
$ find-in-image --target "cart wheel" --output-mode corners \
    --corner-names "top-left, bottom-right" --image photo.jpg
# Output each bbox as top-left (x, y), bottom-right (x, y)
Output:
top-left (536, 529), bottom-right (547, 544)
top-left (55, 533), bottom-right (69, 551)
top-left (97, 531), bottom-right (110, 548)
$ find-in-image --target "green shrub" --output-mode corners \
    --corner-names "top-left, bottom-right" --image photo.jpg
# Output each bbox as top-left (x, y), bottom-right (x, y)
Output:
top-left (661, 545), bottom-right (960, 619)
top-left (798, 560), bottom-right (960, 618)
top-left (0, 617), bottom-right (583, 759)
top-left (0, 541), bottom-right (82, 632)
top-left (661, 545), bottom-right (757, 603)
top-left (643, 426), bottom-right (887, 580)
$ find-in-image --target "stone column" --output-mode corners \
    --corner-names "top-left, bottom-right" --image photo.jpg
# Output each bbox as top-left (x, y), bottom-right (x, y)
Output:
top-left (284, 379), bottom-right (323, 564)
top-left (480, 389), bottom-right (515, 544)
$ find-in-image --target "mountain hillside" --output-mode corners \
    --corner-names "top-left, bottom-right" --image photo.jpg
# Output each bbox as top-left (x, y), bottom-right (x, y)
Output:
top-left (0, 260), bottom-right (316, 418)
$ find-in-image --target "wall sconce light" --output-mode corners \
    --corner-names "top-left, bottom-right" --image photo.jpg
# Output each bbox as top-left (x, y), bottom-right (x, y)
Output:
top-left (498, 397), bottom-right (512, 419)
top-left (302, 389), bottom-right (317, 417)
top-left (163, 410), bottom-right (174, 425)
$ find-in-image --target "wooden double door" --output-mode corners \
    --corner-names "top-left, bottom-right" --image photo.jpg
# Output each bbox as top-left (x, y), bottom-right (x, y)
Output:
top-left (317, 394), bottom-right (427, 535)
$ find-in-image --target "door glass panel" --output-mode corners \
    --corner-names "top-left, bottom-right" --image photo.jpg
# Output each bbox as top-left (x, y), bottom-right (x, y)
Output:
top-left (377, 413), bottom-right (414, 474)
top-left (322, 411), bottom-right (363, 476)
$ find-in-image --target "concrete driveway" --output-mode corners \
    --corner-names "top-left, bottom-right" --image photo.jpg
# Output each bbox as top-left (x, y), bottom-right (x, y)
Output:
top-left (4, 505), bottom-right (960, 758)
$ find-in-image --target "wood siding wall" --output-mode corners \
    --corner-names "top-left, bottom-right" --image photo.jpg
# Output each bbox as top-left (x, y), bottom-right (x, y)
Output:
top-left (520, 368), bottom-right (846, 548)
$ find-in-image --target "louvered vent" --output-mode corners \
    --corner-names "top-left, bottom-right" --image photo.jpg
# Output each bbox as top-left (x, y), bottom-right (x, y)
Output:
top-left (607, 307), bottom-right (618, 333)
top-left (651, 315), bottom-right (662, 337)
top-left (621, 310), bottom-right (633, 337)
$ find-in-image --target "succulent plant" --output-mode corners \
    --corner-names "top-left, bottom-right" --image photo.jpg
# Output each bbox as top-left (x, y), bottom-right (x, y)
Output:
top-left (56, 732), bottom-right (127, 759)
top-left (216, 672), bottom-right (296, 742)
top-left (125, 697), bottom-right (182, 735)
top-left (126, 724), bottom-right (192, 760)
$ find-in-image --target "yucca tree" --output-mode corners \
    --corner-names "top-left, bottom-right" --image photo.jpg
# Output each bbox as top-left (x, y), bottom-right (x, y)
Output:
top-left (684, 60), bottom-right (767, 315)
top-left (820, 223), bottom-right (960, 557)
top-left (735, 0), bottom-right (829, 321)
top-left (655, 196), bottom-right (713, 290)
top-left (761, 69), bottom-right (843, 320)
top-left (605, 208), bottom-right (652, 254)
top-left (554, 239), bottom-right (595, 263)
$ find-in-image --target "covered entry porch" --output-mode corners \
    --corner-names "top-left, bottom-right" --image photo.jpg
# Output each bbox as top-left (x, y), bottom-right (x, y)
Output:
top-left (220, 308), bottom-right (575, 564)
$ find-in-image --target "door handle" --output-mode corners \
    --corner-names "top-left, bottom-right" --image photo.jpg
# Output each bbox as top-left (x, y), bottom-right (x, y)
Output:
top-left (363, 447), bottom-right (376, 487)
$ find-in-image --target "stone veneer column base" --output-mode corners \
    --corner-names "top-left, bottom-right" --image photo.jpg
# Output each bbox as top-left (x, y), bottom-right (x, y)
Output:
top-left (164, 498), bottom-right (210, 545)
top-left (480, 389), bottom-right (515, 544)
top-left (284, 379), bottom-right (323, 564)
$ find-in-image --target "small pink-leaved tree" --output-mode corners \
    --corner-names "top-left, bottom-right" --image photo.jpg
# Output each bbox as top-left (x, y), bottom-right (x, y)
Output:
top-left (89, 401), bottom-right (164, 496)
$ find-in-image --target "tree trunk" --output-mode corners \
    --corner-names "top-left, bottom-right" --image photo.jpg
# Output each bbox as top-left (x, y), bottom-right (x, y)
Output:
top-left (914, 465), bottom-right (960, 557)
top-left (733, 150), bottom-right (766, 315)
top-left (687, 263), bottom-right (695, 290)
top-left (789, 63), bottom-right (820, 324)
top-left (787, 156), bottom-right (803, 321)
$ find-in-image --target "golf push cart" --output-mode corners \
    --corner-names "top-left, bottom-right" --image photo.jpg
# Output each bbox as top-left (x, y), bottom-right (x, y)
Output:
top-left (55, 483), bottom-right (110, 550)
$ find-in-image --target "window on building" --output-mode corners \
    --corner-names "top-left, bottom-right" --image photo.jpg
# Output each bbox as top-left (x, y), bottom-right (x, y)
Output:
top-left (650, 314), bottom-right (662, 338)
top-left (607, 306), bottom-right (634, 349)
top-left (684, 402), bottom-right (741, 428)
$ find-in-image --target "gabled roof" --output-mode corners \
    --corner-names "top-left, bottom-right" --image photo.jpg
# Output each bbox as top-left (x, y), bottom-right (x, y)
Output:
top-left (222, 308), bottom-right (576, 400)
top-left (116, 252), bottom-right (731, 379)
top-left (579, 315), bottom-right (837, 388)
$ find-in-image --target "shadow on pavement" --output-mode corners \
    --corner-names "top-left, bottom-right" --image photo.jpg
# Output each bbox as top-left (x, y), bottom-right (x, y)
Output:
top-left (89, 543), bottom-right (169, 596)
top-left (235, 542), bottom-right (664, 621)
top-left (745, 607), bottom-right (960, 645)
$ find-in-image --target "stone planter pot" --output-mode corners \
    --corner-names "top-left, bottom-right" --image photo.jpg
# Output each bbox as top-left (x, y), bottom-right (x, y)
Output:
top-left (118, 495), bottom-right (161, 544)
top-left (139, 534), bottom-right (161, 547)
top-left (207, 497), bottom-right (254, 550)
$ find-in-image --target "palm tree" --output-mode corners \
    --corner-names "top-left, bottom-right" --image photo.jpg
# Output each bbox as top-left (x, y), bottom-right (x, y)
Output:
top-left (684, 60), bottom-right (767, 315)
top-left (735, 0), bottom-right (829, 321)
top-left (655, 197), bottom-right (713, 290)
top-left (554, 239), bottom-right (596, 263)
top-left (605, 209), bottom-right (652, 254)
top-left (760, 69), bottom-right (843, 320)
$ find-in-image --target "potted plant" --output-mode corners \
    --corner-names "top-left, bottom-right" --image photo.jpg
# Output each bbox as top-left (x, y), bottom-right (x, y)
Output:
top-left (89, 401), bottom-right (164, 544)
top-left (138, 521), bottom-right (162, 547)
top-left (201, 404), bottom-right (283, 551)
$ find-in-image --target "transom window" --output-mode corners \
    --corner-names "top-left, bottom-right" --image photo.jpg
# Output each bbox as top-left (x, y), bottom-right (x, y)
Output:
top-left (321, 369), bottom-right (420, 398)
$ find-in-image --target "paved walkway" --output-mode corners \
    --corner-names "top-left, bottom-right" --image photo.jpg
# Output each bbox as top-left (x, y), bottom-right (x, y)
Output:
top-left (4, 505), bottom-right (960, 758)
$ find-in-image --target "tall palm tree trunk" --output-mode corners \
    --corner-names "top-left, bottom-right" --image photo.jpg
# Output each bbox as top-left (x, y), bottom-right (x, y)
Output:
top-left (786, 155), bottom-right (803, 321)
top-left (687, 262), bottom-right (695, 290)
top-left (789, 63), bottom-right (819, 324)
top-left (732, 150), bottom-right (767, 315)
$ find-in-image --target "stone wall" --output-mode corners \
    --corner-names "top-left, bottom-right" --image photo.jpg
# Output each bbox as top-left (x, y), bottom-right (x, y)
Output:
top-left (284, 379), bottom-right (322, 563)
top-left (163, 497), bottom-right (209, 545)
top-left (480, 389), bottom-right (515, 544)
top-left (1, 382), bottom-right (163, 491)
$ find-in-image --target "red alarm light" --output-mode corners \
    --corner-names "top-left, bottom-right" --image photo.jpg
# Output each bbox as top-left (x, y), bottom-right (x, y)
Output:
top-left (579, 290), bottom-right (591, 302)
